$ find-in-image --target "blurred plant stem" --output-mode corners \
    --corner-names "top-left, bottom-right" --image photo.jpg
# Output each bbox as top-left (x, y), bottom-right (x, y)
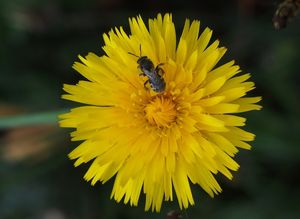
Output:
top-left (0, 109), bottom-right (67, 128)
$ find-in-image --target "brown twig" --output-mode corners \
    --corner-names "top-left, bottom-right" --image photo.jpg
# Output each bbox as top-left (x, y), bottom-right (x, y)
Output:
top-left (166, 210), bottom-right (183, 219)
top-left (273, 0), bottom-right (300, 29)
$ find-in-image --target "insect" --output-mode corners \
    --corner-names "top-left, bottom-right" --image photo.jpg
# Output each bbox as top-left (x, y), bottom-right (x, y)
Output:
top-left (273, 0), bottom-right (300, 29)
top-left (128, 46), bottom-right (166, 93)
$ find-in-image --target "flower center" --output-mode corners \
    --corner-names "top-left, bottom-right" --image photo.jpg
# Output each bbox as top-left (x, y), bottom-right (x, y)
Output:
top-left (144, 96), bottom-right (177, 128)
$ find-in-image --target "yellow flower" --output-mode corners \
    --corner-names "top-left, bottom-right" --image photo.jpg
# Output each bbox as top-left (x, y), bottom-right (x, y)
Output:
top-left (59, 14), bottom-right (261, 212)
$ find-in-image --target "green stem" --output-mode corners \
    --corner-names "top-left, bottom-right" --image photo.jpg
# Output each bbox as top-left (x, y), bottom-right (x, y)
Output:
top-left (0, 109), bottom-right (68, 128)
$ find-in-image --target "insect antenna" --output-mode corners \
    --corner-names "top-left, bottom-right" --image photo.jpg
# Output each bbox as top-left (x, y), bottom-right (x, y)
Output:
top-left (128, 52), bottom-right (139, 58)
top-left (128, 44), bottom-right (143, 58)
top-left (139, 44), bottom-right (142, 56)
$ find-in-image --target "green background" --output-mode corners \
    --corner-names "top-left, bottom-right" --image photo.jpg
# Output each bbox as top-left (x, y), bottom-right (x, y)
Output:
top-left (0, 0), bottom-right (299, 219)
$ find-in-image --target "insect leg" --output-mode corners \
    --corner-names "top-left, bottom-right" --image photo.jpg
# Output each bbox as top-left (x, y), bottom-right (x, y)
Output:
top-left (155, 66), bottom-right (165, 76)
top-left (156, 63), bottom-right (164, 68)
top-left (144, 80), bottom-right (150, 90)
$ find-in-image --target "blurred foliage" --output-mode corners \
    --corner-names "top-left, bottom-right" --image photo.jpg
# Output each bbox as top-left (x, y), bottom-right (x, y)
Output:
top-left (0, 0), bottom-right (300, 219)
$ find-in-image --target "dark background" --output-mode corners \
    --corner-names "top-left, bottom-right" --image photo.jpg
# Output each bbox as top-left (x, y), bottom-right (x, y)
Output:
top-left (0, 0), bottom-right (300, 219)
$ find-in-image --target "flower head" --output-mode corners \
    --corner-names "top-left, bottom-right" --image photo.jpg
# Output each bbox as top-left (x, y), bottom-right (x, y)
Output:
top-left (60, 14), bottom-right (261, 212)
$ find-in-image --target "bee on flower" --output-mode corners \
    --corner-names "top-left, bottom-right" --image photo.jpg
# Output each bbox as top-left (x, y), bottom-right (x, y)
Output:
top-left (59, 14), bottom-right (261, 212)
top-left (128, 45), bottom-right (166, 92)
